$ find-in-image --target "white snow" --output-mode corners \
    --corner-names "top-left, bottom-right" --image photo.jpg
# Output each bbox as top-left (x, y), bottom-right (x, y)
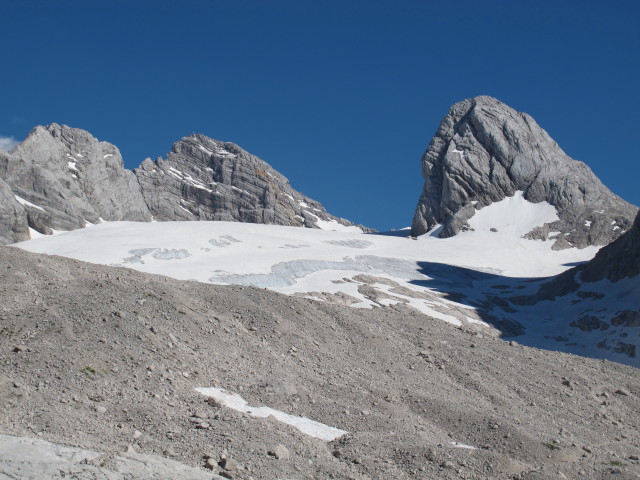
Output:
top-left (197, 144), bottom-right (214, 155)
top-left (103, 154), bottom-right (114, 158)
top-left (14, 195), bottom-right (45, 211)
top-left (467, 191), bottom-right (558, 236)
top-left (67, 161), bottom-right (78, 171)
top-left (449, 441), bottom-right (476, 450)
top-left (304, 211), bottom-right (363, 233)
top-left (13, 193), bottom-right (604, 350)
top-left (584, 220), bottom-right (592, 228)
top-left (451, 148), bottom-right (466, 159)
top-left (28, 227), bottom-right (46, 239)
top-left (194, 387), bottom-right (348, 441)
top-left (167, 167), bottom-right (214, 192)
top-left (178, 204), bottom-right (195, 216)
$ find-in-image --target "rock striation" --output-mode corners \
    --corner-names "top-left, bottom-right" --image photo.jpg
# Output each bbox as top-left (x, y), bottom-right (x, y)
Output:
top-left (135, 134), bottom-right (358, 230)
top-left (0, 127), bottom-right (361, 245)
top-left (0, 174), bottom-right (29, 245)
top-left (411, 96), bottom-right (638, 248)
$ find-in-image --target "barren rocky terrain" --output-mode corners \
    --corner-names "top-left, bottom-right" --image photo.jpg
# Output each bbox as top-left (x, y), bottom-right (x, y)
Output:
top-left (1, 246), bottom-right (638, 479)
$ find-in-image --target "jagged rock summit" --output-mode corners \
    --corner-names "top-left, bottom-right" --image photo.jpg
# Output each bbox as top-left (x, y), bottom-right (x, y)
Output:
top-left (0, 126), bottom-right (360, 245)
top-left (135, 134), bottom-right (358, 230)
top-left (411, 96), bottom-right (638, 248)
top-left (0, 124), bottom-right (151, 244)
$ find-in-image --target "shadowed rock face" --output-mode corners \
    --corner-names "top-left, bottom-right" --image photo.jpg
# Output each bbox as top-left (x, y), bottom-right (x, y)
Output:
top-left (0, 128), bottom-right (360, 245)
top-left (577, 210), bottom-right (640, 284)
top-left (411, 96), bottom-right (638, 248)
top-left (135, 134), bottom-right (358, 229)
top-left (0, 175), bottom-right (29, 244)
top-left (512, 211), bottom-right (640, 305)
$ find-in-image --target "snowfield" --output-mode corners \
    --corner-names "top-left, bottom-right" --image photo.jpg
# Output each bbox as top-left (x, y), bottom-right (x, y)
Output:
top-left (15, 192), bottom-right (639, 367)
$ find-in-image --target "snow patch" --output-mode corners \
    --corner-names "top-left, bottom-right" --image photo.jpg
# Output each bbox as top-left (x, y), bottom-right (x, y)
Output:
top-left (195, 387), bottom-right (348, 441)
top-left (450, 441), bottom-right (476, 450)
top-left (14, 195), bottom-right (45, 211)
top-left (467, 191), bottom-right (558, 237)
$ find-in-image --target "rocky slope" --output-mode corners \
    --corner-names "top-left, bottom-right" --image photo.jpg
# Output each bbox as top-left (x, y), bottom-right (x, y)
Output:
top-left (0, 127), bottom-right (360, 245)
top-left (135, 134), bottom-right (358, 229)
top-left (411, 96), bottom-right (638, 249)
top-left (516, 211), bottom-right (640, 301)
top-left (1, 246), bottom-right (639, 479)
top-left (503, 211), bottom-right (640, 361)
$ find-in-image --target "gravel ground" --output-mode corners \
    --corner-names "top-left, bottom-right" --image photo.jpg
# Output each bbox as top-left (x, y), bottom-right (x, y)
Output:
top-left (0, 246), bottom-right (638, 479)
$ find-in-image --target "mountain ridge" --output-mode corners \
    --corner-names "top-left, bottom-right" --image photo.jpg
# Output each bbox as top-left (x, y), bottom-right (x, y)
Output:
top-left (0, 125), bottom-right (361, 245)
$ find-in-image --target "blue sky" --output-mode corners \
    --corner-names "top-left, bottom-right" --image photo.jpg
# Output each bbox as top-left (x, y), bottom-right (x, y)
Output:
top-left (2, 0), bottom-right (638, 230)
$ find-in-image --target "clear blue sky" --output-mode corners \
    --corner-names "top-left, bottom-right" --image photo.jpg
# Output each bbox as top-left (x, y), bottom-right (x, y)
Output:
top-left (2, 0), bottom-right (638, 230)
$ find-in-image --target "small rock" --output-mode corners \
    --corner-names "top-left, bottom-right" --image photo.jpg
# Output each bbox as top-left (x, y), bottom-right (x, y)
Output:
top-left (205, 458), bottom-right (217, 469)
top-left (95, 406), bottom-right (107, 414)
top-left (133, 430), bottom-right (142, 439)
top-left (629, 455), bottom-right (639, 461)
top-left (197, 422), bottom-right (210, 429)
top-left (615, 389), bottom-right (630, 396)
top-left (125, 445), bottom-right (136, 454)
top-left (269, 444), bottom-right (290, 460)
top-left (164, 447), bottom-right (178, 457)
top-left (220, 458), bottom-right (239, 471)
top-left (13, 345), bottom-right (25, 353)
top-left (442, 460), bottom-right (456, 469)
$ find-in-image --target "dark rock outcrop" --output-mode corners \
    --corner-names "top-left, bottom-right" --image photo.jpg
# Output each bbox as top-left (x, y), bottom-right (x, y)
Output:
top-left (534, 210), bottom-right (640, 302)
top-left (135, 134), bottom-right (359, 230)
top-left (411, 96), bottom-right (638, 248)
top-left (579, 210), bottom-right (640, 283)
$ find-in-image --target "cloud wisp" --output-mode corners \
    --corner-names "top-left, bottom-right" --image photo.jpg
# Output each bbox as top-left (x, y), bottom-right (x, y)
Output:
top-left (0, 136), bottom-right (19, 152)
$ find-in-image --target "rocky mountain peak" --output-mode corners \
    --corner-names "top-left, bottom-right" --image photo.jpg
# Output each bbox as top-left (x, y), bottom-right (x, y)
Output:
top-left (411, 96), bottom-right (638, 248)
top-left (135, 133), bottom-right (360, 230)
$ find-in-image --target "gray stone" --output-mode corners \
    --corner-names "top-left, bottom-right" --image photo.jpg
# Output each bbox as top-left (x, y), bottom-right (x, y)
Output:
top-left (0, 174), bottom-right (29, 245)
top-left (0, 126), bottom-right (366, 245)
top-left (411, 96), bottom-right (638, 248)
top-left (135, 134), bottom-right (362, 230)
top-left (269, 444), bottom-right (290, 460)
top-left (0, 124), bottom-right (152, 244)
top-left (0, 434), bottom-right (227, 480)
